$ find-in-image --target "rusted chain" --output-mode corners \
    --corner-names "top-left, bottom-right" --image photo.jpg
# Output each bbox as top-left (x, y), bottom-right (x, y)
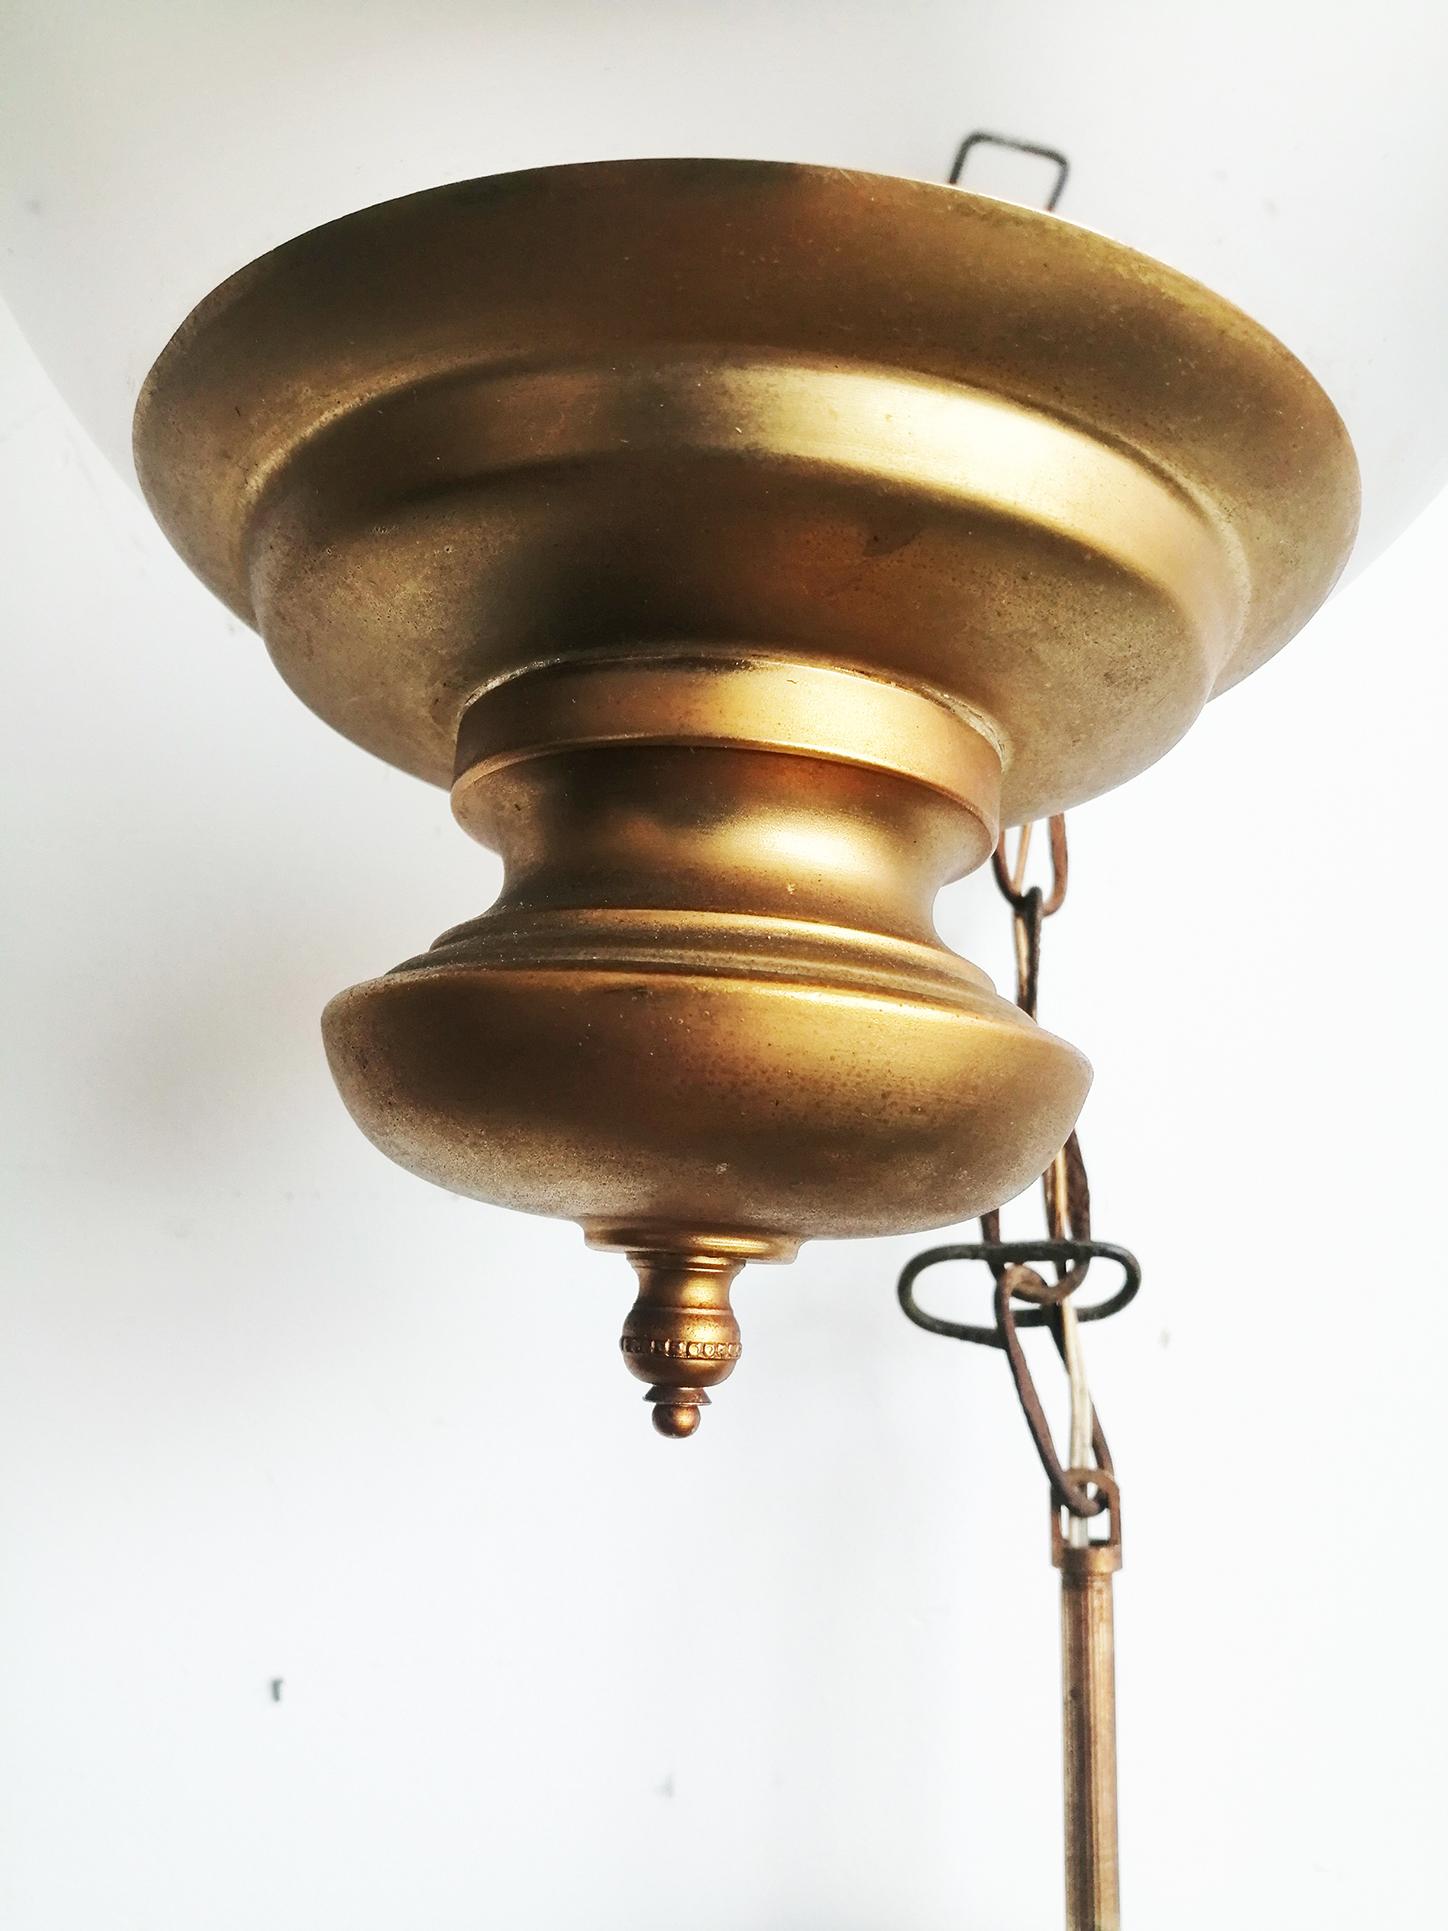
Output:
top-left (981, 1130), bottom-right (1093, 1301)
top-left (896, 1240), bottom-right (1137, 1518)
top-left (994, 1273), bottom-right (1113, 1519)
top-left (897, 813), bottom-right (1140, 1518)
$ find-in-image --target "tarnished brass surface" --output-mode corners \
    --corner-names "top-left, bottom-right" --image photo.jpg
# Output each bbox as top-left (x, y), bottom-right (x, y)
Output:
top-left (321, 645), bottom-right (1087, 1418)
top-left (614, 1242), bottom-right (757, 1440)
top-left (1054, 1492), bottom-right (1123, 1931)
top-left (133, 160), bottom-right (1359, 1429)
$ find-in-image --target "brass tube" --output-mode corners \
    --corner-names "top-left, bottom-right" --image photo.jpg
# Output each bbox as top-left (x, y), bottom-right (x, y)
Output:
top-left (1058, 1541), bottom-right (1121, 1931)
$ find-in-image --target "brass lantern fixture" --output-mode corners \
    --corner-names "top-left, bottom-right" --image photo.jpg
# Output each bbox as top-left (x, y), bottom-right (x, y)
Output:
top-left (134, 158), bottom-right (1356, 1435)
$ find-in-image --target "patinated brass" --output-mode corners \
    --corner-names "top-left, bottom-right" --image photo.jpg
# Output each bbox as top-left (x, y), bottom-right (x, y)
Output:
top-left (1054, 1483), bottom-right (1123, 1931)
top-left (133, 160), bottom-right (1358, 1430)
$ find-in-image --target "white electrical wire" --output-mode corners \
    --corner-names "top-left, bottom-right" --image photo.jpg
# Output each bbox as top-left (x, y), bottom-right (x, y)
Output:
top-left (1047, 1142), bottom-right (1095, 1549)
top-left (1060, 1298), bottom-right (1094, 1549)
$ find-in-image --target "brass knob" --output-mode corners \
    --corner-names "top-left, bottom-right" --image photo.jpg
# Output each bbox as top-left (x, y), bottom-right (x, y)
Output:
top-left (616, 1247), bottom-right (747, 1439)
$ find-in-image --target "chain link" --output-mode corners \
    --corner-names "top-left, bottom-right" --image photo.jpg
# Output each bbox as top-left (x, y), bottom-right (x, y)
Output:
top-left (896, 814), bottom-right (1139, 1520)
top-left (942, 136), bottom-right (1125, 1929)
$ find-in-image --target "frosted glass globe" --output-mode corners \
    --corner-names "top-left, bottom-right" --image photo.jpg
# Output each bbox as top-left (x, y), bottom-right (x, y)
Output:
top-left (2, 0), bottom-right (1444, 575)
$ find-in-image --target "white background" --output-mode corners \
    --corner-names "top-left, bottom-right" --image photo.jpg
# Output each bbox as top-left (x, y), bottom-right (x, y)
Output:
top-left (3, 294), bottom-right (1446, 1927)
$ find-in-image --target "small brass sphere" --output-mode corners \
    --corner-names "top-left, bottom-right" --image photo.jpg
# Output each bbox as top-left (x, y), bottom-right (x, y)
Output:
top-left (651, 1402), bottom-right (702, 1440)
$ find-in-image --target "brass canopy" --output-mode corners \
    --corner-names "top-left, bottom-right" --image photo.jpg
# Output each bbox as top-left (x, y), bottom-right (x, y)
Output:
top-left (134, 159), bottom-right (1359, 1432)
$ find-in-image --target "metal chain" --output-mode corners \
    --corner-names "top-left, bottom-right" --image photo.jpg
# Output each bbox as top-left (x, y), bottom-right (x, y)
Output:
top-left (998, 822), bottom-right (1101, 1540)
top-left (938, 137), bottom-right (1127, 1931)
top-left (896, 814), bottom-right (1140, 1520)
top-left (912, 113), bottom-right (1138, 1519)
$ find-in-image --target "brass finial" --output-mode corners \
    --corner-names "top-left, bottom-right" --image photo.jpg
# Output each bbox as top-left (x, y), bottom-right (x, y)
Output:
top-left (617, 1248), bottom-right (745, 1438)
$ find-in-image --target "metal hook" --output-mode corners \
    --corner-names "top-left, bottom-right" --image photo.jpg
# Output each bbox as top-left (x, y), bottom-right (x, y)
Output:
top-left (948, 132), bottom-right (1071, 212)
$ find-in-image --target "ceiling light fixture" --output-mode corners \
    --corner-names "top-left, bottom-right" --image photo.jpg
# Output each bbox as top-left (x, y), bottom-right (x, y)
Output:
top-left (11, 12), bottom-right (1440, 1914)
top-left (133, 157), bottom-right (1356, 1441)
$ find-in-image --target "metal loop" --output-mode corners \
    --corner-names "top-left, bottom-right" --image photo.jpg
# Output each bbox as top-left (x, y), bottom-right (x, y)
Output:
top-left (897, 1239), bottom-right (1142, 1350)
top-left (1048, 1132), bottom-right (1091, 1245)
top-left (1012, 884), bottom-right (1044, 1014)
top-left (1001, 1261), bottom-right (1054, 1305)
top-left (948, 132), bottom-right (1071, 212)
top-left (1042, 1130), bottom-right (1091, 1295)
top-left (994, 1273), bottom-right (1113, 1517)
top-left (899, 1238), bottom-right (1135, 1512)
top-left (992, 814), bottom-right (1068, 917)
top-left (1051, 1468), bottom-right (1122, 1567)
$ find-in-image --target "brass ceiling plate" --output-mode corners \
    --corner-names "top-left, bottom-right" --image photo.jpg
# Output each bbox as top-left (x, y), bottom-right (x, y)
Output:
top-left (133, 158), bottom-right (1359, 825)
